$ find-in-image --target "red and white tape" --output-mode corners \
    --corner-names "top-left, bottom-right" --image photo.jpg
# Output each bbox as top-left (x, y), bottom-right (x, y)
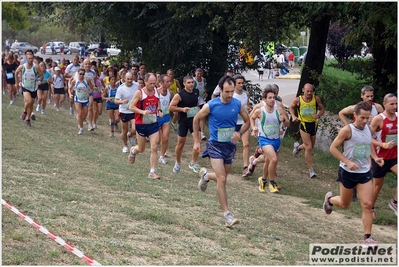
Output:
top-left (2, 199), bottom-right (102, 266)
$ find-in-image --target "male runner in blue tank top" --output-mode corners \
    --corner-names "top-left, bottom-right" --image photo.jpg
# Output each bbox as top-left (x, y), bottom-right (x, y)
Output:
top-left (193, 75), bottom-right (250, 228)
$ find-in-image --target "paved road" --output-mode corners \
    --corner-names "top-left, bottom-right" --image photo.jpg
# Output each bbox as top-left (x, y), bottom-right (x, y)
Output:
top-left (242, 68), bottom-right (300, 107)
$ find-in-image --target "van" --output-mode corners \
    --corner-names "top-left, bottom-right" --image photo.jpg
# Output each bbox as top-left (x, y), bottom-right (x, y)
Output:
top-left (69, 42), bottom-right (86, 54)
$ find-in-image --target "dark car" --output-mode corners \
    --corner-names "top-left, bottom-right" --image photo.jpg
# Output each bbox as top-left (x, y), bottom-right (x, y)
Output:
top-left (85, 43), bottom-right (108, 57)
top-left (10, 42), bottom-right (39, 55)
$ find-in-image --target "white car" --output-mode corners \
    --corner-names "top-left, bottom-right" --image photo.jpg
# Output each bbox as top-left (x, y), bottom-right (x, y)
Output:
top-left (40, 41), bottom-right (69, 55)
top-left (107, 45), bottom-right (121, 56)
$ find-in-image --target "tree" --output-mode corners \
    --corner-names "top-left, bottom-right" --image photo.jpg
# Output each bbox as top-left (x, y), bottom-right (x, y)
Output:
top-left (327, 21), bottom-right (356, 69)
top-left (2, 2), bottom-right (31, 31)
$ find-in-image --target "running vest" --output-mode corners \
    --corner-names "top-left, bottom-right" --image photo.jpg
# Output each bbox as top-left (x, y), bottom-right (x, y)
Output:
top-left (374, 113), bottom-right (397, 160)
top-left (134, 88), bottom-right (160, 125)
top-left (340, 124), bottom-right (372, 173)
top-left (258, 105), bottom-right (281, 139)
top-left (53, 74), bottom-right (64, 88)
top-left (158, 88), bottom-right (172, 114)
top-left (207, 97), bottom-right (241, 143)
top-left (106, 85), bottom-right (119, 109)
top-left (21, 64), bottom-right (38, 91)
top-left (233, 90), bottom-right (248, 125)
top-left (93, 77), bottom-right (103, 98)
top-left (194, 77), bottom-right (206, 105)
top-left (74, 80), bottom-right (90, 103)
top-left (169, 78), bottom-right (179, 94)
top-left (299, 95), bottom-right (317, 123)
top-left (177, 88), bottom-right (200, 122)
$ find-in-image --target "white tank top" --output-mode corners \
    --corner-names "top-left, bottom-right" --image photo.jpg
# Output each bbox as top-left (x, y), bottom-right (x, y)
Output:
top-left (233, 91), bottom-right (248, 125)
top-left (22, 64), bottom-right (38, 91)
top-left (258, 105), bottom-right (280, 139)
top-left (158, 88), bottom-right (171, 114)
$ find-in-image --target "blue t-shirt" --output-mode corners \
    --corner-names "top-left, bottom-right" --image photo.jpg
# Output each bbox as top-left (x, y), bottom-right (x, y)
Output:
top-left (37, 71), bottom-right (52, 84)
top-left (207, 97), bottom-right (241, 143)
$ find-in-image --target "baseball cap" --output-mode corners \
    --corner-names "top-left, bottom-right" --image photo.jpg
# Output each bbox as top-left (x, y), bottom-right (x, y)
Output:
top-left (195, 68), bottom-right (203, 73)
top-left (54, 66), bottom-right (61, 71)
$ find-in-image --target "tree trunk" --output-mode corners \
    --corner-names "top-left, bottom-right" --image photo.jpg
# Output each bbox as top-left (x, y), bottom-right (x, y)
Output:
top-left (297, 15), bottom-right (331, 96)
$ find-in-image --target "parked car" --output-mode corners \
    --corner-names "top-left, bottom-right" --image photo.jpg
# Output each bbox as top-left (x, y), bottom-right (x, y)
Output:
top-left (10, 42), bottom-right (39, 55)
top-left (85, 42), bottom-right (108, 57)
top-left (107, 45), bottom-right (121, 56)
top-left (69, 41), bottom-right (86, 54)
top-left (40, 41), bottom-right (69, 55)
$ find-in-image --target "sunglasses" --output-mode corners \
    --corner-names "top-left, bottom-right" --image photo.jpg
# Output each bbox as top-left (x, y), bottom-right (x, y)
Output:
top-left (79, 73), bottom-right (85, 76)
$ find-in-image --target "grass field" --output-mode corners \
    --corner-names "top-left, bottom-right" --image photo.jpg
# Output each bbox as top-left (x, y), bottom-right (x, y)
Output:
top-left (2, 94), bottom-right (397, 265)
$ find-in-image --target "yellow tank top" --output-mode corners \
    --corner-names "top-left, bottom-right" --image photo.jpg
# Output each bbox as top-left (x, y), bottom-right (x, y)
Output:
top-left (299, 95), bottom-right (317, 123)
top-left (169, 78), bottom-right (178, 94)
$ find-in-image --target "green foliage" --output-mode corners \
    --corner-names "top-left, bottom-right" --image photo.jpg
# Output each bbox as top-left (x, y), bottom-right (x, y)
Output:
top-left (317, 62), bottom-right (367, 113)
top-left (2, 2), bottom-right (30, 31)
top-left (244, 80), bottom-right (263, 105)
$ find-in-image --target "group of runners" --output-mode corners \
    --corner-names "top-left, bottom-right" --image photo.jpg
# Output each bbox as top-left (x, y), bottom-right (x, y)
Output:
top-left (3, 50), bottom-right (397, 243)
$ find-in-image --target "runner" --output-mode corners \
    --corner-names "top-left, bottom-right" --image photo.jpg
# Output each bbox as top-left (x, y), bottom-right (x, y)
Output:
top-left (4, 52), bottom-right (18, 105)
top-left (289, 83), bottom-right (325, 178)
top-left (69, 68), bottom-right (94, 135)
top-left (91, 68), bottom-right (105, 130)
top-left (128, 73), bottom-right (163, 179)
top-left (114, 72), bottom-right (139, 153)
top-left (369, 93), bottom-right (397, 217)
top-left (250, 87), bottom-right (289, 193)
top-left (64, 55), bottom-right (81, 116)
top-left (169, 75), bottom-right (201, 174)
top-left (157, 74), bottom-right (173, 164)
top-left (52, 66), bottom-right (65, 112)
top-left (35, 62), bottom-right (52, 115)
top-left (324, 101), bottom-right (384, 246)
top-left (193, 75), bottom-right (250, 227)
top-left (14, 50), bottom-right (44, 127)
top-left (102, 76), bottom-right (119, 137)
top-left (193, 68), bottom-right (208, 140)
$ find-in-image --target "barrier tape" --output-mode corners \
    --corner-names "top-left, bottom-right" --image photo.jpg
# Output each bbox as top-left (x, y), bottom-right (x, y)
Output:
top-left (2, 199), bottom-right (102, 266)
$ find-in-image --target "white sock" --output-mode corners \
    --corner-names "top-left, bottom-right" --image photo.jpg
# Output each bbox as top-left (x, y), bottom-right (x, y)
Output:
top-left (150, 168), bottom-right (155, 173)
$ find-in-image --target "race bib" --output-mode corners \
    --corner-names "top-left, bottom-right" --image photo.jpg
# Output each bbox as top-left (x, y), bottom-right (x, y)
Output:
top-left (302, 106), bottom-right (315, 117)
top-left (24, 78), bottom-right (36, 90)
top-left (217, 127), bottom-right (234, 142)
top-left (6, 72), bottom-right (14, 79)
top-left (77, 91), bottom-right (88, 101)
top-left (109, 97), bottom-right (115, 103)
top-left (385, 134), bottom-right (397, 146)
top-left (262, 124), bottom-right (279, 137)
top-left (143, 113), bottom-right (157, 124)
top-left (187, 107), bottom-right (199, 118)
top-left (353, 144), bottom-right (370, 160)
top-left (161, 106), bottom-right (169, 114)
top-left (125, 100), bottom-right (131, 109)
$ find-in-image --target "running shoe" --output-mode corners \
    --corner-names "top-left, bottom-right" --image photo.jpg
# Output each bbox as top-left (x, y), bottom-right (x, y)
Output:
top-left (25, 120), bottom-right (31, 127)
top-left (56, 108), bottom-right (60, 112)
top-left (189, 162), bottom-right (200, 173)
top-left (247, 155), bottom-right (257, 175)
top-left (31, 113), bottom-right (36, 120)
top-left (78, 128), bottom-right (84, 135)
top-left (41, 109), bottom-right (46, 115)
top-left (21, 112), bottom-right (27, 120)
top-left (36, 104), bottom-right (41, 112)
top-left (127, 132), bottom-right (135, 146)
top-left (158, 157), bottom-right (167, 164)
top-left (363, 236), bottom-right (378, 247)
top-left (323, 192), bottom-right (333, 214)
top-left (108, 132), bottom-right (114, 138)
top-left (269, 180), bottom-right (279, 193)
top-left (83, 119), bottom-right (87, 124)
top-left (224, 212), bottom-right (239, 228)
top-left (93, 124), bottom-right (97, 129)
top-left (128, 147), bottom-right (136, 164)
top-left (9, 100), bottom-right (14, 105)
top-left (292, 142), bottom-right (301, 157)
top-left (198, 167), bottom-right (209, 192)
top-left (173, 162), bottom-right (180, 173)
top-left (309, 168), bottom-right (317, 178)
top-left (148, 172), bottom-right (160, 180)
top-left (242, 166), bottom-right (249, 177)
top-left (201, 132), bottom-right (207, 140)
top-left (389, 199), bottom-right (397, 216)
top-left (352, 188), bottom-right (358, 202)
top-left (122, 146), bottom-right (129, 153)
top-left (258, 177), bottom-right (267, 193)
top-left (88, 124), bottom-right (94, 131)
top-left (47, 98), bottom-right (51, 104)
